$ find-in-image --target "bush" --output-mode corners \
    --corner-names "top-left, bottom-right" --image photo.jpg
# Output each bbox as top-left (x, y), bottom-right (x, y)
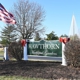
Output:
top-left (8, 41), bottom-right (23, 61)
top-left (64, 40), bottom-right (80, 67)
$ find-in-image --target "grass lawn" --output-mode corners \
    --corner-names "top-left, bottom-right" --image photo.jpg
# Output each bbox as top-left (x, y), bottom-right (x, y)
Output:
top-left (0, 48), bottom-right (4, 56)
top-left (0, 76), bottom-right (45, 80)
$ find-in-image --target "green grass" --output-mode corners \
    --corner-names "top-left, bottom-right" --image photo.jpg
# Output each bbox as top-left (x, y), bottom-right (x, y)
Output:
top-left (0, 50), bottom-right (4, 60)
top-left (0, 49), bottom-right (4, 56)
top-left (0, 76), bottom-right (46, 80)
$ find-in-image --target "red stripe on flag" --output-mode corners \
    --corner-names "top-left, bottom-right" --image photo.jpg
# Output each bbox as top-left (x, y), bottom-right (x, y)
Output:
top-left (0, 3), bottom-right (16, 24)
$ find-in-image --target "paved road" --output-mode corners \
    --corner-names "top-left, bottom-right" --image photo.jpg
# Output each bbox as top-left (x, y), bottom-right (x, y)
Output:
top-left (28, 55), bottom-right (62, 62)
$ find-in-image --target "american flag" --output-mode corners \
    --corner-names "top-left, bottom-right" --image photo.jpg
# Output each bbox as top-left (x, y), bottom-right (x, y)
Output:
top-left (0, 3), bottom-right (16, 24)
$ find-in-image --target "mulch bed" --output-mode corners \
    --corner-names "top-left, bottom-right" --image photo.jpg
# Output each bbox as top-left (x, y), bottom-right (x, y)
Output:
top-left (0, 60), bottom-right (80, 79)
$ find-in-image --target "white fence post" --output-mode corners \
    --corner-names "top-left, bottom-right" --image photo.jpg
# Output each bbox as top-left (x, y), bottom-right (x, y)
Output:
top-left (61, 43), bottom-right (67, 66)
top-left (23, 39), bottom-right (28, 60)
top-left (4, 47), bottom-right (9, 60)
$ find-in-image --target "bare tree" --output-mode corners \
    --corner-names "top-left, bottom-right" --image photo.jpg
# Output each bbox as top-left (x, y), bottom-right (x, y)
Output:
top-left (13, 0), bottom-right (45, 39)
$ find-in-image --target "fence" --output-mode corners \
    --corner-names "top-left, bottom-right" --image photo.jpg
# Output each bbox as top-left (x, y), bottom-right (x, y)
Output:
top-left (3, 40), bottom-right (66, 66)
top-left (3, 40), bottom-right (63, 61)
